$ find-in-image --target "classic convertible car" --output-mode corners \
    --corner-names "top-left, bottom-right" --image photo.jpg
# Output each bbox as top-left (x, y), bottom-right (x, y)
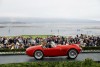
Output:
top-left (26, 43), bottom-right (82, 60)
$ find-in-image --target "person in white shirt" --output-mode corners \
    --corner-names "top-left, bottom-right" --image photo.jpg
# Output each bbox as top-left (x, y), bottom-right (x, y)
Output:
top-left (50, 41), bottom-right (56, 47)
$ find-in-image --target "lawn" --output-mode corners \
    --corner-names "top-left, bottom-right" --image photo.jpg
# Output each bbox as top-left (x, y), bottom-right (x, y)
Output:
top-left (21, 35), bottom-right (52, 39)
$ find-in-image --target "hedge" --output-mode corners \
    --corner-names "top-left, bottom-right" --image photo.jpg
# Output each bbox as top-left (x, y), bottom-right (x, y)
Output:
top-left (0, 47), bottom-right (100, 52)
top-left (0, 48), bottom-right (26, 52)
top-left (0, 58), bottom-right (100, 67)
top-left (82, 47), bottom-right (100, 50)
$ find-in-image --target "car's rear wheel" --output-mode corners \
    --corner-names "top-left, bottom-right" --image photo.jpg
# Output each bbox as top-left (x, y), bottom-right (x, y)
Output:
top-left (34, 50), bottom-right (44, 60)
top-left (67, 49), bottom-right (78, 59)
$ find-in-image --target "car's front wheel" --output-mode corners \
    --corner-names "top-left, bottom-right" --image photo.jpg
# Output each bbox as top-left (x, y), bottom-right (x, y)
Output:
top-left (34, 50), bottom-right (44, 60)
top-left (67, 49), bottom-right (78, 59)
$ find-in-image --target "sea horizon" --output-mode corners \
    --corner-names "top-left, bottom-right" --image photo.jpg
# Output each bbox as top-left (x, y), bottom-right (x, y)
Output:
top-left (0, 18), bottom-right (100, 36)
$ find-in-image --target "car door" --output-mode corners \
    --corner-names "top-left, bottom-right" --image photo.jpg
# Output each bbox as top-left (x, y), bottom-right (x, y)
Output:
top-left (43, 46), bottom-right (62, 56)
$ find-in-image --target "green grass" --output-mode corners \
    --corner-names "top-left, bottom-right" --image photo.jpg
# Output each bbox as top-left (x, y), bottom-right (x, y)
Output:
top-left (1, 35), bottom-right (53, 39)
top-left (0, 58), bottom-right (100, 67)
top-left (21, 35), bottom-right (52, 39)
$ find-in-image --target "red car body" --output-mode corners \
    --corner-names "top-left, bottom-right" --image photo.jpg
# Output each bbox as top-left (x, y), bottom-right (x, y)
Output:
top-left (26, 44), bottom-right (82, 59)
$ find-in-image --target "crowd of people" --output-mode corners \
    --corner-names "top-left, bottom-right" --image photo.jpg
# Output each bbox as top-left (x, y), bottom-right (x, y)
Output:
top-left (0, 34), bottom-right (100, 49)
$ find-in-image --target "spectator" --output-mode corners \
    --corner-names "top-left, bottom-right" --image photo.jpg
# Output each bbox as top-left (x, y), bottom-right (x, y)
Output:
top-left (0, 34), bottom-right (99, 49)
top-left (11, 43), bottom-right (15, 50)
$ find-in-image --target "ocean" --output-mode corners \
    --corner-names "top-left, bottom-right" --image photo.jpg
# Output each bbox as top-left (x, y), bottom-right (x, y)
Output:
top-left (0, 21), bottom-right (100, 36)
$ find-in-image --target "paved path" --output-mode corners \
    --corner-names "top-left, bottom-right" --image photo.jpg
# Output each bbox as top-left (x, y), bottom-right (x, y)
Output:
top-left (0, 53), bottom-right (100, 64)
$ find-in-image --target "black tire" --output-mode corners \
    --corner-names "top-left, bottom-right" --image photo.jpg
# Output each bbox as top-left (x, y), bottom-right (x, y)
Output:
top-left (67, 49), bottom-right (78, 59)
top-left (34, 50), bottom-right (44, 60)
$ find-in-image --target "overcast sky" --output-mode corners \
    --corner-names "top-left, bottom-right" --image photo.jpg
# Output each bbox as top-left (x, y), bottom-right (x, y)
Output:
top-left (0, 0), bottom-right (100, 20)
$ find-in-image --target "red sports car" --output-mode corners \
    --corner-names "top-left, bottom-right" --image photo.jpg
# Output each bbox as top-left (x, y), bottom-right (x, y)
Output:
top-left (26, 43), bottom-right (82, 60)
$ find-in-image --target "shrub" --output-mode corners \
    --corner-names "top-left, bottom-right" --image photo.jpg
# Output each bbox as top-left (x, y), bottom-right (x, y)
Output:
top-left (82, 47), bottom-right (100, 50)
top-left (0, 47), bottom-right (100, 52)
top-left (0, 58), bottom-right (100, 67)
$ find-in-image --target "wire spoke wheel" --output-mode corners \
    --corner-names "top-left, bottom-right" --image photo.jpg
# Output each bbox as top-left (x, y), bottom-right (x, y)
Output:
top-left (34, 50), bottom-right (43, 60)
top-left (68, 49), bottom-right (78, 59)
